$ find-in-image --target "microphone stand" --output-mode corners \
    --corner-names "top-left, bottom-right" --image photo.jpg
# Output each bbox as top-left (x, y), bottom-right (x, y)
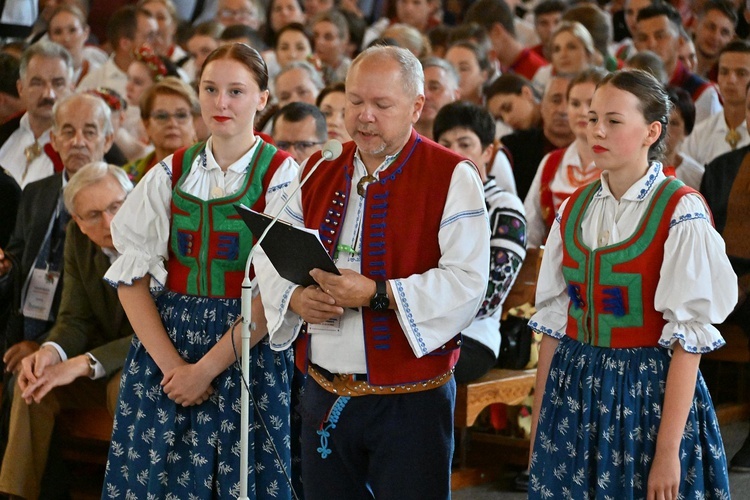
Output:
top-left (239, 140), bottom-right (342, 500)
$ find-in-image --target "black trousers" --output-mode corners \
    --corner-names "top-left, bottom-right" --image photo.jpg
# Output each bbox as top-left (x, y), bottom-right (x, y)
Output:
top-left (298, 374), bottom-right (456, 500)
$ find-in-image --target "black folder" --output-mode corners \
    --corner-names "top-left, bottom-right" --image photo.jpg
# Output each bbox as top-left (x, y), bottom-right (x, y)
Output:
top-left (235, 205), bottom-right (340, 287)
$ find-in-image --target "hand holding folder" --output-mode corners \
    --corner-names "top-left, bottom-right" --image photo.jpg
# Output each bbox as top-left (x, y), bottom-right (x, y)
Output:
top-left (235, 204), bottom-right (340, 287)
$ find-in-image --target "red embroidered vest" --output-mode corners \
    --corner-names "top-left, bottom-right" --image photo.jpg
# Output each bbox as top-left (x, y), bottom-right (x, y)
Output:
top-left (560, 178), bottom-right (694, 348)
top-left (165, 140), bottom-right (290, 297)
top-left (296, 130), bottom-right (466, 385)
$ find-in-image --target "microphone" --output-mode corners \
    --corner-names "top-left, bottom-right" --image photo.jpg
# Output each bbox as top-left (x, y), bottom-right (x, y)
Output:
top-left (321, 138), bottom-right (343, 161)
top-left (237, 138), bottom-right (342, 499)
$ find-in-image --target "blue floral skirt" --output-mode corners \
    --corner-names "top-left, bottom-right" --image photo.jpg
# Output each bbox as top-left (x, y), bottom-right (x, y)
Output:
top-left (529, 336), bottom-right (730, 499)
top-left (102, 291), bottom-right (295, 499)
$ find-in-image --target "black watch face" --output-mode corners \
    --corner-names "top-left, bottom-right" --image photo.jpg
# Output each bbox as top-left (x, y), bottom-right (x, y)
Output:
top-left (371, 295), bottom-right (390, 311)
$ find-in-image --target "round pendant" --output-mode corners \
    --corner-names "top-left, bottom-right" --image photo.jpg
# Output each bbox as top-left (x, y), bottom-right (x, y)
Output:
top-left (357, 174), bottom-right (377, 197)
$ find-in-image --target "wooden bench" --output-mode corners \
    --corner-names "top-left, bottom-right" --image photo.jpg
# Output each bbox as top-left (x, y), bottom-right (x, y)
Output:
top-left (452, 368), bottom-right (536, 489)
top-left (451, 248), bottom-right (543, 489)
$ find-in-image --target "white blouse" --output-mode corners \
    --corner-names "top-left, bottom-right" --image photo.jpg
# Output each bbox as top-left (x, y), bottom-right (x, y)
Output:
top-left (529, 163), bottom-right (737, 353)
top-left (104, 136), bottom-right (298, 290)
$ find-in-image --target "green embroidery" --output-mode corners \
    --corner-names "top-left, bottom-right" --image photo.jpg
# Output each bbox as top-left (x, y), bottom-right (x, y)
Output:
top-left (562, 179), bottom-right (684, 346)
top-left (170, 141), bottom-right (277, 296)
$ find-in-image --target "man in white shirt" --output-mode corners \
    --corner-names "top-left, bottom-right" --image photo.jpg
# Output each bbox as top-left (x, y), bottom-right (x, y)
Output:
top-left (77, 5), bottom-right (158, 97)
top-left (0, 40), bottom-right (74, 189)
top-left (414, 56), bottom-right (460, 140)
top-left (255, 45), bottom-right (489, 499)
top-left (681, 40), bottom-right (750, 167)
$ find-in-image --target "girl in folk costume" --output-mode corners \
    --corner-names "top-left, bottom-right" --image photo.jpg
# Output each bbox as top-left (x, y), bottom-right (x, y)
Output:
top-left (528, 69), bottom-right (736, 499)
top-left (525, 67), bottom-right (609, 248)
top-left (102, 44), bottom-right (297, 499)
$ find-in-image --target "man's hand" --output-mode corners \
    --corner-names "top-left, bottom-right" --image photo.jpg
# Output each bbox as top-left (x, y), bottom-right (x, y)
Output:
top-left (19, 354), bottom-right (88, 404)
top-left (0, 248), bottom-right (12, 277)
top-left (3, 341), bottom-right (40, 374)
top-left (17, 345), bottom-right (61, 393)
top-left (161, 363), bottom-right (215, 407)
top-left (310, 268), bottom-right (377, 309)
top-left (289, 284), bottom-right (345, 324)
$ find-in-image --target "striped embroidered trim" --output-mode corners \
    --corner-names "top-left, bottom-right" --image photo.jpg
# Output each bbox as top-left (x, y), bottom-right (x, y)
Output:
top-left (440, 208), bottom-right (486, 229)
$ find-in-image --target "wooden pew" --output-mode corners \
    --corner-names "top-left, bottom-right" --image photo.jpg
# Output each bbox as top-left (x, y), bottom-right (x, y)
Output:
top-left (451, 248), bottom-right (542, 489)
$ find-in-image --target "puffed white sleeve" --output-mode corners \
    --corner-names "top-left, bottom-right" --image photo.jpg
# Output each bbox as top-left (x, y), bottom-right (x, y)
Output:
top-left (656, 193), bottom-right (738, 353)
top-left (104, 158), bottom-right (174, 291)
top-left (528, 202), bottom-right (569, 339)
top-left (390, 161), bottom-right (491, 357)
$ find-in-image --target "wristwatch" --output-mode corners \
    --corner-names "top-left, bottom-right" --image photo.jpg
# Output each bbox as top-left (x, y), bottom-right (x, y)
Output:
top-left (369, 280), bottom-right (390, 311)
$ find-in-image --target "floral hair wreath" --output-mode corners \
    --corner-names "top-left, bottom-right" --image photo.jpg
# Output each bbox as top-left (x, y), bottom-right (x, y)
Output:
top-left (133, 45), bottom-right (168, 81)
top-left (86, 87), bottom-right (127, 112)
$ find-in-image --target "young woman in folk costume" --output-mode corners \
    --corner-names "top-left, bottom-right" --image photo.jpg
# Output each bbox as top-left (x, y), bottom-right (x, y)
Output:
top-left (102, 43), bottom-right (298, 499)
top-left (524, 67), bottom-right (609, 248)
top-left (528, 69), bottom-right (736, 499)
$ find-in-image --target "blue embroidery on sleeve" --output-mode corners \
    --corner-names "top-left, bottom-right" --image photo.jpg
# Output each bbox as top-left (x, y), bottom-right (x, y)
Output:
top-left (669, 212), bottom-right (708, 228)
top-left (394, 280), bottom-right (427, 355)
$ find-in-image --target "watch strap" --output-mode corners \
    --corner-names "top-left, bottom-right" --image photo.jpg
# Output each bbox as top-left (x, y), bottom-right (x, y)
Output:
top-left (376, 279), bottom-right (386, 297)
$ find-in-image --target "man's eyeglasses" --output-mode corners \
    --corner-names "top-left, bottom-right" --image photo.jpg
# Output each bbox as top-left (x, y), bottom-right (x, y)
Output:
top-left (150, 110), bottom-right (192, 125)
top-left (276, 140), bottom-right (324, 152)
top-left (75, 199), bottom-right (125, 225)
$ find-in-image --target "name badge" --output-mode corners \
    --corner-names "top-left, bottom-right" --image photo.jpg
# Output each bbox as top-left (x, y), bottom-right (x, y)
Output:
top-left (307, 317), bottom-right (341, 336)
top-left (22, 269), bottom-right (60, 321)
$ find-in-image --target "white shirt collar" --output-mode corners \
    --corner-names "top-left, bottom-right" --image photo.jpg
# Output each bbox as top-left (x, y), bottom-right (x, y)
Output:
top-left (596, 162), bottom-right (665, 202)
top-left (19, 113), bottom-right (52, 144)
top-left (202, 136), bottom-right (263, 174)
top-left (352, 144), bottom-right (405, 179)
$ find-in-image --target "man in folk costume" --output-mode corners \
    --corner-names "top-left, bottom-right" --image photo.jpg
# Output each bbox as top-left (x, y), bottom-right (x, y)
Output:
top-left (254, 46), bottom-right (490, 499)
top-left (0, 41), bottom-right (74, 189)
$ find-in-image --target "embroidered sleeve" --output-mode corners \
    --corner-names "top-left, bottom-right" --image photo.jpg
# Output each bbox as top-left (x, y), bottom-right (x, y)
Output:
top-left (475, 191), bottom-right (527, 320)
top-left (656, 193), bottom-right (737, 353)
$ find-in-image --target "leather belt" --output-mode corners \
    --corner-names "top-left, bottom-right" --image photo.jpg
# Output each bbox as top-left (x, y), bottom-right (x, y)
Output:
top-left (308, 364), bottom-right (453, 397)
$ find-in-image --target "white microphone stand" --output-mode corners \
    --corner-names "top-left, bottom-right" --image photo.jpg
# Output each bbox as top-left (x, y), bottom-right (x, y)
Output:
top-left (238, 140), bottom-right (342, 500)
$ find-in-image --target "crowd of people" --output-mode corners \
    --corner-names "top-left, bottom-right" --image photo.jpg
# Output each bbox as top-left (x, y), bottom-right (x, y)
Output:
top-left (0, 0), bottom-right (747, 498)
